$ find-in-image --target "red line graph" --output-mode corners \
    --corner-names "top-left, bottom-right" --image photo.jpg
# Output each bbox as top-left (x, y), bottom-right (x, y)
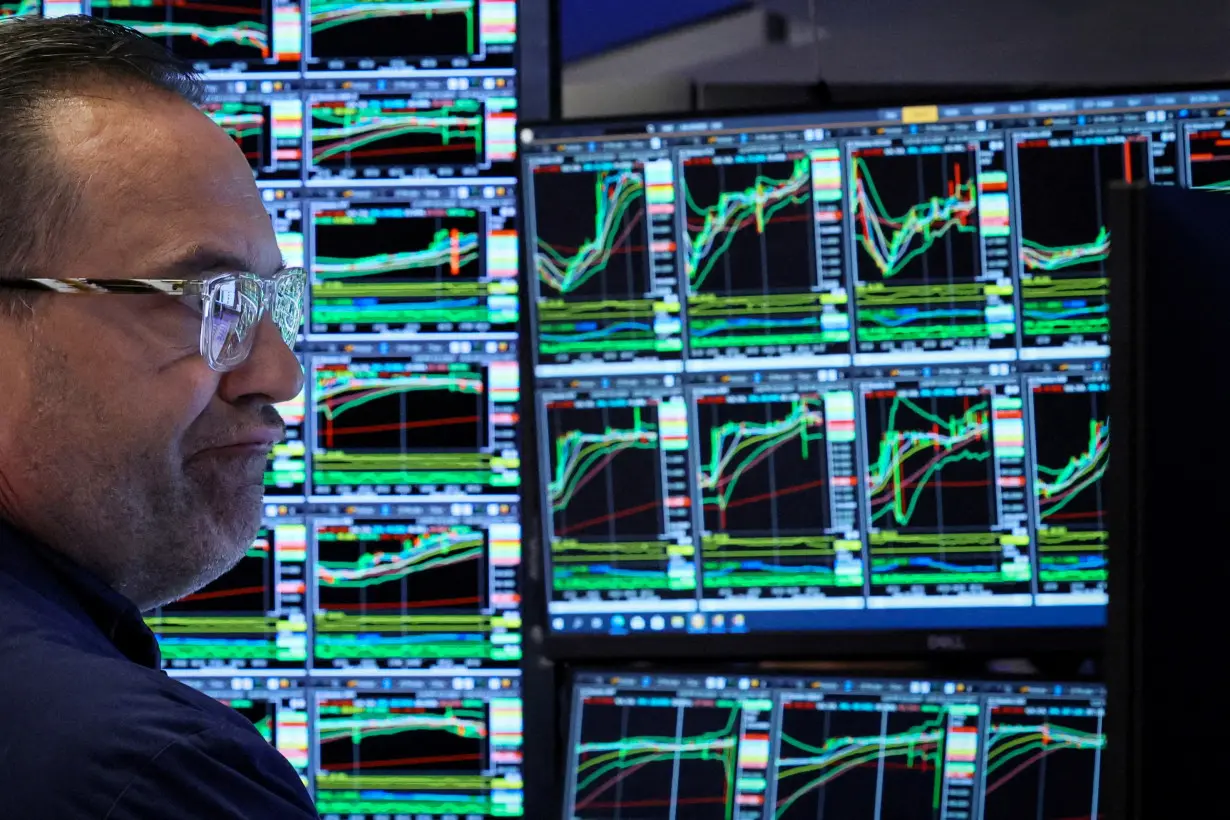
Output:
top-left (181, 584), bottom-right (266, 603)
top-left (555, 499), bottom-right (661, 537)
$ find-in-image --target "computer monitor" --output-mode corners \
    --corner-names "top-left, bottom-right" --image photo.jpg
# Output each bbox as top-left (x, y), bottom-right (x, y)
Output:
top-left (517, 84), bottom-right (1230, 655)
top-left (1105, 183), bottom-right (1230, 819)
top-left (564, 669), bottom-right (1106, 820)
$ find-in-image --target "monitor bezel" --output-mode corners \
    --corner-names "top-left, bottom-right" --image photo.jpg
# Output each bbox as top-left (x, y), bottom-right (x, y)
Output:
top-left (513, 80), bottom-right (1229, 660)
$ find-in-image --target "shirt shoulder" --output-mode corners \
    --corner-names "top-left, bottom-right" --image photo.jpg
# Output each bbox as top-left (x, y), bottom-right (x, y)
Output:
top-left (103, 725), bottom-right (318, 820)
top-left (0, 645), bottom-right (313, 817)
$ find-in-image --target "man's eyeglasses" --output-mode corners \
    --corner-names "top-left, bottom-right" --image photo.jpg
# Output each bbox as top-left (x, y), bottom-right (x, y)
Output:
top-left (0, 269), bottom-right (306, 372)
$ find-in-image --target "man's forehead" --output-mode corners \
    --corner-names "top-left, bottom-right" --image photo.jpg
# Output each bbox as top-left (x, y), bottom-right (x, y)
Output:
top-left (152, 244), bottom-right (285, 278)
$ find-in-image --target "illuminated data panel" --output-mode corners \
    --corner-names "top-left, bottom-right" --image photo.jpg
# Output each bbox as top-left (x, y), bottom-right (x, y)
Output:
top-left (679, 142), bottom-right (850, 367)
top-left (525, 151), bottom-right (684, 374)
top-left (689, 369), bottom-right (864, 612)
top-left (1024, 365), bottom-right (1109, 607)
top-left (0, 0), bottom-right (39, 17)
top-left (774, 688), bottom-right (978, 820)
top-left (304, 0), bottom-right (515, 73)
top-left (978, 688), bottom-right (1106, 820)
top-left (846, 134), bottom-right (1014, 365)
top-left (567, 672), bottom-right (1107, 820)
top-left (148, 522), bottom-right (309, 670)
top-left (1011, 124), bottom-right (1176, 358)
top-left (307, 188), bottom-right (518, 340)
top-left (305, 78), bottom-right (517, 184)
top-left (1184, 117), bottom-right (1230, 191)
top-left (310, 344), bottom-right (520, 501)
top-left (177, 676), bottom-right (311, 783)
top-left (537, 374), bottom-right (696, 617)
top-left (202, 80), bottom-right (304, 182)
top-left (311, 501), bottom-right (521, 670)
top-left (312, 674), bottom-right (524, 820)
top-left (266, 381), bottom-right (307, 500)
top-left (86, 0), bottom-right (303, 75)
top-left (859, 369), bottom-right (1033, 607)
top-left (565, 677), bottom-right (764, 820)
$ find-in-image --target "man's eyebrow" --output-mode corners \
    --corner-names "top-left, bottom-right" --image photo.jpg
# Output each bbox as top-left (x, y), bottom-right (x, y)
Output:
top-left (154, 246), bottom-right (283, 277)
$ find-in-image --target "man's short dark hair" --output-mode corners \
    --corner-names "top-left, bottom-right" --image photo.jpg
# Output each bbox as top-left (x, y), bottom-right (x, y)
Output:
top-left (0, 15), bottom-right (205, 286)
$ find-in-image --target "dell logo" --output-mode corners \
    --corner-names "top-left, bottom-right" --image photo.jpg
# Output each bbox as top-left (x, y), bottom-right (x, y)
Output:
top-left (927, 634), bottom-right (967, 651)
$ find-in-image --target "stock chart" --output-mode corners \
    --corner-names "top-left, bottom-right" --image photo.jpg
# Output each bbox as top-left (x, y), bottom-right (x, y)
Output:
top-left (861, 382), bottom-right (1033, 601)
top-left (530, 162), bottom-right (685, 368)
top-left (1185, 123), bottom-right (1230, 191)
top-left (202, 85), bottom-right (305, 181)
top-left (682, 152), bottom-right (849, 360)
top-left (566, 673), bottom-right (1106, 820)
top-left (849, 142), bottom-right (1015, 358)
top-left (87, 0), bottom-right (303, 70)
top-left (305, 0), bottom-right (515, 70)
top-left (1013, 133), bottom-right (1148, 351)
top-left (694, 384), bottom-right (864, 604)
top-left (180, 678), bottom-right (311, 780)
top-left (567, 693), bottom-right (745, 820)
top-left (309, 202), bottom-right (518, 336)
top-left (313, 677), bottom-right (523, 819)
top-left (313, 514), bottom-right (521, 668)
top-left (311, 355), bottom-right (519, 499)
top-left (1027, 374), bottom-right (1109, 603)
top-left (146, 523), bottom-right (309, 669)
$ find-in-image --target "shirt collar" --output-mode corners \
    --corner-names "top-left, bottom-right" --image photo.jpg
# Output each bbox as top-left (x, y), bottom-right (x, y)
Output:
top-left (0, 519), bottom-right (161, 669)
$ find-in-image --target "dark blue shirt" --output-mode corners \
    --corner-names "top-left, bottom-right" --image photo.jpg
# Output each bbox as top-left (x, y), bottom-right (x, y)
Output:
top-left (0, 521), bottom-right (318, 819)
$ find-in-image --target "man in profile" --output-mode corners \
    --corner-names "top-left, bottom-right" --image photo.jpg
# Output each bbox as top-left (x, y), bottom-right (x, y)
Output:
top-left (0, 15), bottom-right (317, 818)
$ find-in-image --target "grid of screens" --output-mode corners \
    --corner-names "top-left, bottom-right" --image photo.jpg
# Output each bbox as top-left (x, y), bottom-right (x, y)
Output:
top-left (3, 1), bottom-right (523, 816)
top-left (565, 670), bottom-right (1106, 820)
top-left (520, 85), bottom-right (1230, 638)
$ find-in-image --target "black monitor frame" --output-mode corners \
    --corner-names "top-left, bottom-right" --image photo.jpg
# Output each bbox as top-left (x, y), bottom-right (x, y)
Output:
top-left (514, 81), bottom-right (1230, 661)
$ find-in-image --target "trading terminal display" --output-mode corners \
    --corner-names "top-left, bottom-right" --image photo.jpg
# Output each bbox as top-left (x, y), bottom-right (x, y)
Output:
top-left (565, 671), bottom-right (1105, 820)
top-left (522, 86), bottom-right (1230, 639)
top-left (0, 0), bottom-right (528, 815)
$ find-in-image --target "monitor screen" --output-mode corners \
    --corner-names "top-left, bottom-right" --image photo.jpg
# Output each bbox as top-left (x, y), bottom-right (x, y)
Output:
top-left (518, 86), bottom-right (1230, 642)
top-left (565, 669), bottom-right (1106, 820)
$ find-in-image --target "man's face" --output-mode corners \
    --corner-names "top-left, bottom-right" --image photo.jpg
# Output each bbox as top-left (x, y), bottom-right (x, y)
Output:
top-left (0, 87), bottom-right (303, 610)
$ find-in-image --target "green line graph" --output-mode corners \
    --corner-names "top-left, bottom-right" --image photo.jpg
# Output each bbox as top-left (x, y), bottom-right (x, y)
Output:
top-left (1037, 418), bottom-right (1108, 521)
top-left (317, 528), bottom-right (483, 588)
top-left (99, 17), bottom-right (268, 52)
top-left (684, 156), bottom-right (811, 292)
top-left (310, 0), bottom-right (478, 55)
top-left (852, 154), bottom-right (978, 279)
top-left (536, 169), bottom-right (646, 295)
top-left (867, 395), bottom-right (990, 527)
top-left (698, 397), bottom-right (824, 531)
top-left (311, 98), bottom-right (482, 165)
top-left (549, 405), bottom-right (658, 513)
top-left (1021, 226), bottom-right (1111, 271)
top-left (573, 705), bottom-right (740, 820)
top-left (774, 709), bottom-right (947, 819)
top-left (984, 720), bottom-right (1104, 796)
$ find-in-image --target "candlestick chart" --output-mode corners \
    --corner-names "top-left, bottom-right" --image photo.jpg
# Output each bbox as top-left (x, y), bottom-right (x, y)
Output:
top-left (981, 700), bottom-right (1105, 820)
top-left (312, 359), bottom-right (503, 496)
top-left (308, 0), bottom-right (481, 61)
top-left (89, 0), bottom-right (271, 61)
top-left (850, 147), bottom-right (990, 349)
top-left (314, 693), bottom-right (500, 817)
top-left (546, 401), bottom-right (674, 598)
top-left (773, 699), bottom-right (951, 820)
top-left (863, 389), bottom-right (1010, 591)
top-left (147, 523), bottom-right (308, 668)
top-left (311, 206), bottom-right (494, 335)
top-left (1030, 382), bottom-right (1109, 593)
top-left (682, 155), bottom-right (836, 356)
top-left (532, 165), bottom-right (661, 362)
top-left (1186, 126), bottom-right (1230, 191)
top-left (310, 96), bottom-right (484, 176)
top-left (314, 520), bottom-right (517, 667)
top-left (695, 393), bottom-right (860, 598)
top-left (570, 698), bottom-right (741, 820)
top-left (1014, 135), bottom-right (1147, 347)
